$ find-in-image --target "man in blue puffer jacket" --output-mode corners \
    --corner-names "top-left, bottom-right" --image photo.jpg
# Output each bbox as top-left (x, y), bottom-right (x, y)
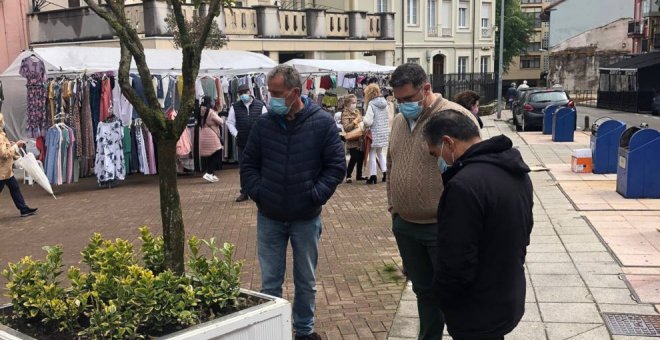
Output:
top-left (241, 65), bottom-right (346, 340)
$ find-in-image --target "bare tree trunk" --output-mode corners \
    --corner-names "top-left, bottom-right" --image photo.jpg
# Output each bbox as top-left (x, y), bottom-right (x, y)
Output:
top-left (156, 137), bottom-right (185, 275)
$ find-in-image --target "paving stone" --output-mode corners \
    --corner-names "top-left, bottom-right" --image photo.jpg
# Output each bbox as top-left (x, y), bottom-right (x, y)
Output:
top-left (568, 325), bottom-right (611, 340)
top-left (395, 299), bottom-right (417, 318)
top-left (590, 287), bottom-right (638, 305)
top-left (565, 242), bottom-right (609, 252)
top-left (559, 233), bottom-right (602, 244)
top-left (598, 303), bottom-right (659, 315)
top-left (525, 252), bottom-right (572, 263)
top-left (575, 262), bottom-right (623, 275)
top-left (538, 303), bottom-right (602, 323)
top-left (387, 316), bottom-right (418, 338)
top-left (570, 251), bottom-right (617, 263)
top-left (545, 323), bottom-right (605, 340)
top-left (535, 286), bottom-right (593, 303)
top-left (530, 274), bottom-right (586, 287)
top-left (531, 235), bottom-right (563, 244)
top-left (527, 262), bottom-right (579, 275)
top-left (583, 274), bottom-right (629, 289)
top-left (528, 243), bottom-right (571, 253)
top-left (522, 303), bottom-right (542, 322)
top-left (507, 321), bottom-right (547, 340)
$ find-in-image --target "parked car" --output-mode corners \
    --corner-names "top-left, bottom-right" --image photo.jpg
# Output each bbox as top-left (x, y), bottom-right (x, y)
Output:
top-left (652, 92), bottom-right (660, 116)
top-left (513, 89), bottom-right (575, 132)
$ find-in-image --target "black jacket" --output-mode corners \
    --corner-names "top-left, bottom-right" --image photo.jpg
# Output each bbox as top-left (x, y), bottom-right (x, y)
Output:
top-left (240, 97), bottom-right (346, 222)
top-left (233, 99), bottom-right (265, 148)
top-left (433, 135), bottom-right (534, 339)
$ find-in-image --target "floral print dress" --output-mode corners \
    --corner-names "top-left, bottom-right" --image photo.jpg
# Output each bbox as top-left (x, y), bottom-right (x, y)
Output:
top-left (95, 120), bottom-right (125, 184)
top-left (19, 56), bottom-right (48, 138)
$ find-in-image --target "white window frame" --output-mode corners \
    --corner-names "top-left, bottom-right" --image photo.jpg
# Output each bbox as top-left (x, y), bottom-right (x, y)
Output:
top-left (428, 0), bottom-right (437, 29)
top-left (407, 0), bottom-right (419, 26)
top-left (480, 56), bottom-right (489, 73)
top-left (458, 56), bottom-right (468, 74)
top-left (458, 2), bottom-right (469, 28)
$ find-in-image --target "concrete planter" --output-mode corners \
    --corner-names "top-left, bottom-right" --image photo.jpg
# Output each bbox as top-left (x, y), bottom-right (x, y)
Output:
top-left (0, 289), bottom-right (292, 340)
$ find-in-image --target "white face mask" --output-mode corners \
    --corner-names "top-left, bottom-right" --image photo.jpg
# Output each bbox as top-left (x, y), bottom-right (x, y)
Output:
top-left (349, 103), bottom-right (357, 111)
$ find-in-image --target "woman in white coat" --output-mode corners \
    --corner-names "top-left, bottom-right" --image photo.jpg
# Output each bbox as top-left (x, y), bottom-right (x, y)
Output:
top-left (362, 84), bottom-right (390, 184)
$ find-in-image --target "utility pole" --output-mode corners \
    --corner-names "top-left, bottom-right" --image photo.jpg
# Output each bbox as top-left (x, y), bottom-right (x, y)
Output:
top-left (496, 0), bottom-right (505, 119)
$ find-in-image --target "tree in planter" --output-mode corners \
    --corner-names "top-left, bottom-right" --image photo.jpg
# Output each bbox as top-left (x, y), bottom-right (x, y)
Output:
top-left (495, 0), bottom-right (534, 73)
top-left (82, 0), bottom-right (232, 275)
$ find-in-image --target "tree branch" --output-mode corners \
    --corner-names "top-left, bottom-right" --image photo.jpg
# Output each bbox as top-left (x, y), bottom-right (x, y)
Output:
top-left (196, 0), bottom-right (222, 53)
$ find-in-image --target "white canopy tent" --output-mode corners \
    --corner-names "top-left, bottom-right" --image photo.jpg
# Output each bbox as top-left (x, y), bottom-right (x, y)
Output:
top-left (283, 59), bottom-right (395, 74)
top-left (0, 46), bottom-right (277, 140)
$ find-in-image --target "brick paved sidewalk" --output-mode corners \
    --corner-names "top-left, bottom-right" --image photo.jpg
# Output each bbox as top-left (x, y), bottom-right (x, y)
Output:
top-left (389, 112), bottom-right (660, 340)
top-left (0, 168), bottom-right (404, 339)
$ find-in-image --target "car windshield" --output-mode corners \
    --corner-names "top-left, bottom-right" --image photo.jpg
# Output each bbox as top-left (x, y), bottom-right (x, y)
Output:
top-left (530, 91), bottom-right (568, 103)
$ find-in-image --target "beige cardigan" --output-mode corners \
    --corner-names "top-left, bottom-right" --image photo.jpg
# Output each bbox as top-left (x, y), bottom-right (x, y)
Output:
top-left (386, 93), bottom-right (479, 224)
top-left (0, 132), bottom-right (19, 180)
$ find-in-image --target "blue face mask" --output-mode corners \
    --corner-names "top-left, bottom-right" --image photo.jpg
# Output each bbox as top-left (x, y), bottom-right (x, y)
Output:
top-left (437, 142), bottom-right (454, 173)
top-left (240, 94), bottom-right (251, 103)
top-left (399, 90), bottom-right (426, 120)
top-left (268, 90), bottom-right (295, 116)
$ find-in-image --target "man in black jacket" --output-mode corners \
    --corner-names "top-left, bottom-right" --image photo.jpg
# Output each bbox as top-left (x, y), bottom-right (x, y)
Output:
top-left (227, 83), bottom-right (268, 202)
top-left (423, 110), bottom-right (534, 340)
top-left (241, 65), bottom-right (346, 340)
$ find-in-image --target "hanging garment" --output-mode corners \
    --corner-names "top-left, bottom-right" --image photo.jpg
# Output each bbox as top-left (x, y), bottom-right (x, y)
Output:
top-left (89, 78), bottom-right (102, 141)
top-left (95, 120), bottom-right (125, 184)
top-left (99, 76), bottom-right (113, 122)
top-left (80, 79), bottom-right (96, 177)
top-left (44, 127), bottom-right (60, 184)
top-left (123, 126), bottom-right (132, 172)
top-left (20, 56), bottom-right (48, 137)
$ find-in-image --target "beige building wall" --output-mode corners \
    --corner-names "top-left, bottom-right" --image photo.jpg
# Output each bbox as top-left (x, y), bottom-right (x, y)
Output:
top-left (504, 0), bottom-right (550, 84)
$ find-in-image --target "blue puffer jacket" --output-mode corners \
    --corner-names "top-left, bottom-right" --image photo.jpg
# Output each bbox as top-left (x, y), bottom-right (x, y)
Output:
top-left (240, 97), bottom-right (346, 222)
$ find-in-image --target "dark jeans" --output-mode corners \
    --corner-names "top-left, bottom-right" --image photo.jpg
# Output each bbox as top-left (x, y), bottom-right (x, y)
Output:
top-left (237, 146), bottom-right (245, 194)
top-left (0, 176), bottom-right (29, 213)
top-left (453, 337), bottom-right (504, 340)
top-left (202, 149), bottom-right (223, 175)
top-left (346, 147), bottom-right (364, 179)
top-left (392, 214), bottom-right (444, 340)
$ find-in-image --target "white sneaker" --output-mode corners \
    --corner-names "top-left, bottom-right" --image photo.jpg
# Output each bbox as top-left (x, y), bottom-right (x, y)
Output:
top-left (211, 175), bottom-right (219, 182)
top-left (202, 174), bottom-right (215, 182)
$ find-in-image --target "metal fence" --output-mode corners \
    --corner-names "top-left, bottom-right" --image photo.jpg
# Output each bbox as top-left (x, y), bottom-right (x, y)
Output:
top-left (567, 89), bottom-right (599, 108)
top-left (430, 73), bottom-right (498, 104)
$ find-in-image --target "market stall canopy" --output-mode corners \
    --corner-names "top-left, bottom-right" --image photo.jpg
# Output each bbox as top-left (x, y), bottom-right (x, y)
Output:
top-left (0, 46), bottom-right (277, 140)
top-left (1, 46), bottom-right (278, 78)
top-left (283, 59), bottom-right (396, 74)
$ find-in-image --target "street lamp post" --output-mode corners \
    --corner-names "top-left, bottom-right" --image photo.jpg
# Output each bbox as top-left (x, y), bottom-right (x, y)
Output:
top-left (496, 0), bottom-right (505, 119)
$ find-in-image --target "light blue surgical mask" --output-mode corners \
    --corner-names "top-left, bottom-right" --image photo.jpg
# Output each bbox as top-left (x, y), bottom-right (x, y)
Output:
top-left (268, 90), bottom-right (296, 116)
top-left (436, 142), bottom-right (455, 173)
top-left (399, 101), bottom-right (423, 120)
top-left (240, 94), bottom-right (251, 103)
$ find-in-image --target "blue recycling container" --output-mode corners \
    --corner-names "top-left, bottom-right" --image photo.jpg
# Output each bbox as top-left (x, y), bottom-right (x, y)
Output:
top-left (542, 104), bottom-right (559, 135)
top-left (552, 107), bottom-right (576, 142)
top-left (591, 118), bottom-right (626, 174)
top-left (616, 127), bottom-right (660, 198)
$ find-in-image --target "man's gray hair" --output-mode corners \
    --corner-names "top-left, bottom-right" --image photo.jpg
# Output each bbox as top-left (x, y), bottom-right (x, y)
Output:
top-left (268, 65), bottom-right (303, 90)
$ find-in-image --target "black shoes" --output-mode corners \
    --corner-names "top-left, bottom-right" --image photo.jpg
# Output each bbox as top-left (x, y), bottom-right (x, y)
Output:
top-left (295, 332), bottom-right (322, 340)
top-left (345, 177), bottom-right (353, 183)
top-left (235, 193), bottom-right (249, 202)
top-left (382, 172), bottom-right (387, 182)
top-left (356, 176), bottom-right (368, 181)
top-left (20, 207), bottom-right (38, 217)
top-left (366, 175), bottom-right (377, 184)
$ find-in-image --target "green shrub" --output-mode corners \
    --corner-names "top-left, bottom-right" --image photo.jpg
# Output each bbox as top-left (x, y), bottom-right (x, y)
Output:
top-left (2, 227), bottom-right (244, 339)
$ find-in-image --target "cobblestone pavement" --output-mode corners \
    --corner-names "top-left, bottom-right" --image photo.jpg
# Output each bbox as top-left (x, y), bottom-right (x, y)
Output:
top-left (0, 165), bottom-right (404, 339)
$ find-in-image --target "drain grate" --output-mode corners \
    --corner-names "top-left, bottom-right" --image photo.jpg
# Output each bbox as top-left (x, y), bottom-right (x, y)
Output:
top-left (602, 313), bottom-right (660, 337)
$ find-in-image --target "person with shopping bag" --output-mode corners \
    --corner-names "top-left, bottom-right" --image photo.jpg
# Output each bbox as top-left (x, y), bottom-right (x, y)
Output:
top-left (0, 113), bottom-right (38, 217)
top-left (341, 94), bottom-right (367, 183)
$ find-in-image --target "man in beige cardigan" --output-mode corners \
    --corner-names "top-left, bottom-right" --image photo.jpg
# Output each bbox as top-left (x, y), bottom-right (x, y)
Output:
top-left (387, 63), bottom-right (479, 340)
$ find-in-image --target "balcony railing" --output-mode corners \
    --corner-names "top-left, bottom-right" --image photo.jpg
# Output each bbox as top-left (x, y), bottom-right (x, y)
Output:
top-left (367, 14), bottom-right (380, 38)
top-left (28, 4), bottom-right (395, 44)
top-left (224, 7), bottom-right (258, 35)
top-left (326, 13), bottom-right (350, 38)
top-left (279, 10), bottom-right (307, 37)
top-left (427, 26), bottom-right (452, 38)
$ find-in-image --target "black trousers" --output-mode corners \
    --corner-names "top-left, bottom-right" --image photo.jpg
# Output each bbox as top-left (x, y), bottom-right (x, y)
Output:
top-left (346, 147), bottom-right (364, 179)
top-left (0, 176), bottom-right (29, 213)
top-left (202, 149), bottom-right (223, 175)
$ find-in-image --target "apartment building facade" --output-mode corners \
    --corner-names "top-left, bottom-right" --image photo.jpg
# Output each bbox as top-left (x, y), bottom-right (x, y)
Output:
top-left (630, 0), bottom-right (660, 53)
top-left (16, 0), bottom-right (396, 67)
top-left (503, 0), bottom-right (550, 86)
